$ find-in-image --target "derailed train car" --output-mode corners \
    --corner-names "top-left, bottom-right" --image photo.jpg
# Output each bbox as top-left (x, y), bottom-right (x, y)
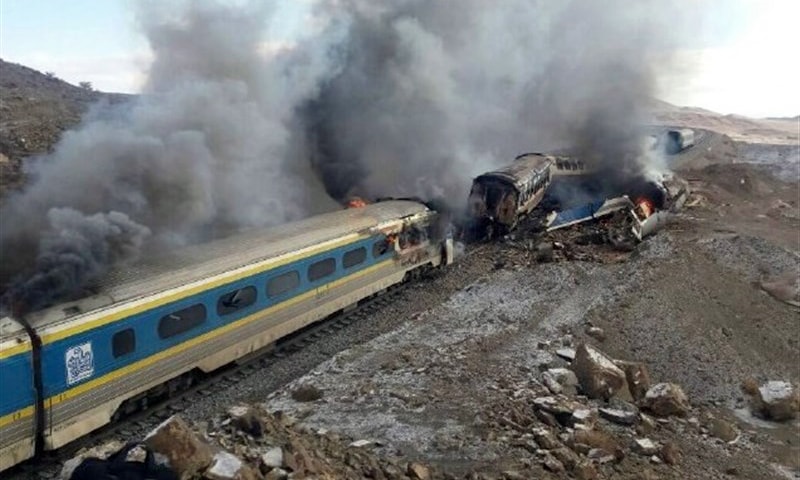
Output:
top-left (0, 200), bottom-right (454, 472)
top-left (467, 153), bottom-right (554, 237)
top-left (663, 128), bottom-right (695, 154)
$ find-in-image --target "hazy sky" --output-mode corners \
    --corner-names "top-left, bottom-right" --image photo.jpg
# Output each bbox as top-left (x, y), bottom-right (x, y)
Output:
top-left (1, 0), bottom-right (798, 118)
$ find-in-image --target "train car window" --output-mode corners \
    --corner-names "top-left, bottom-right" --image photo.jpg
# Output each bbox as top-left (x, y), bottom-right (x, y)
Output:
top-left (112, 328), bottom-right (136, 358)
top-left (267, 271), bottom-right (300, 297)
top-left (308, 258), bottom-right (336, 282)
top-left (158, 304), bottom-right (207, 339)
top-left (373, 239), bottom-right (390, 258)
top-left (216, 286), bottom-right (257, 316)
top-left (343, 247), bottom-right (367, 269)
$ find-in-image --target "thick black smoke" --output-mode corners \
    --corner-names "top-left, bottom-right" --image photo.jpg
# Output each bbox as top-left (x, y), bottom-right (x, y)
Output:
top-left (0, 0), bottom-right (337, 307)
top-left (2, 209), bottom-right (150, 313)
top-left (300, 0), bottom-right (683, 205)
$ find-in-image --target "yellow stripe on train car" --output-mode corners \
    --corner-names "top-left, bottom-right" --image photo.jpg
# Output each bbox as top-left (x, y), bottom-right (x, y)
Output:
top-left (0, 233), bottom-right (367, 360)
top-left (0, 258), bottom-right (392, 429)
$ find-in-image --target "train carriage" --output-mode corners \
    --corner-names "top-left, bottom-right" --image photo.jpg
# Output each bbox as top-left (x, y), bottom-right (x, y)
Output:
top-left (0, 321), bottom-right (37, 472)
top-left (467, 153), bottom-right (554, 236)
top-left (0, 200), bottom-right (453, 471)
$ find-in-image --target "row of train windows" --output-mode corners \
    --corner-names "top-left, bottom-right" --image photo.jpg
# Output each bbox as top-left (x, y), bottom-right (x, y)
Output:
top-left (110, 242), bottom-right (386, 358)
top-left (522, 174), bottom-right (548, 201)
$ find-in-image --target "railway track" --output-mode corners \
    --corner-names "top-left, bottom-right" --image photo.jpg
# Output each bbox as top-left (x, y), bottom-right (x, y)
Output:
top-left (10, 242), bottom-right (492, 480)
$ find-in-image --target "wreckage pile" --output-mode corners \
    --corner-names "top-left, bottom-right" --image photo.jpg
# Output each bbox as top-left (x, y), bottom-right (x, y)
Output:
top-left (494, 175), bottom-right (691, 267)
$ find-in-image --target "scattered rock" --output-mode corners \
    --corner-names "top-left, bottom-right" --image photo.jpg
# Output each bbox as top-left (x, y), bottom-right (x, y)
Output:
top-left (660, 441), bottom-right (682, 465)
top-left (533, 428), bottom-right (560, 450)
top-left (632, 438), bottom-right (659, 456)
top-left (144, 415), bottom-right (214, 479)
top-left (571, 408), bottom-right (597, 428)
top-left (349, 439), bottom-right (381, 448)
top-left (556, 348), bottom-right (576, 362)
top-left (264, 468), bottom-right (288, 480)
top-left (642, 383), bottom-right (690, 417)
top-left (205, 451), bottom-right (259, 480)
top-left (290, 384), bottom-right (324, 402)
top-left (535, 409), bottom-right (560, 427)
top-left (759, 271), bottom-right (800, 307)
top-left (551, 447), bottom-right (581, 471)
top-left (541, 453), bottom-right (566, 472)
top-left (637, 414), bottom-right (657, 435)
top-left (614, 360), bottom-right (651, 401)
top-left (283, 438), bottom-right (317, 475)
top-left (260, 447), bottom-right (284, 470)
top-left (573, 429), bottom-right (621, 459)
top-left (574, 461), bottom-right (598, 480)
top-left (599, 407), bottom-right (637, 426)
top-left (571, 343), bottom-right (627, 400)
top-left (586, 326), bottom-right (606, 342)
top-left (741, 377), bottom-right (760, 396)
top-left (708, 418), bottom-right (738, 442)
top-left (587, 448), bottom-right (616, 464)
top-left (542, 372), bottom-right (563, 394)
top-left (407, 462), bottom-right (431, 480)
top-left (544, 368), bottom-right (579, 395)
top-left (227, 405), bottom-right (265, 438)
top-left (750, 381), bottom-right (800, 421)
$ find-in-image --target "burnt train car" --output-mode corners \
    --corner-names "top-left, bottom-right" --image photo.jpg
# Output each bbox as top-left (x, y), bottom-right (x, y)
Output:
top-left (467, 153), bottom-right (554, 236)
top-left (0, 200), bottom-right (454, 472)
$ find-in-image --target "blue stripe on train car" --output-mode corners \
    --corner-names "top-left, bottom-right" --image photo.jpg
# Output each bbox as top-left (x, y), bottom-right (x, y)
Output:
top-left (0, 348), bottom-right (35, 418)
top-left (38, 235), bottom-right (391, 401)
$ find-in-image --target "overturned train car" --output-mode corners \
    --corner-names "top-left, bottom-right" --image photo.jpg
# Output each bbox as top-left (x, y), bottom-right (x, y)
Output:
top-left (467, 153), bottom-right (554, 237)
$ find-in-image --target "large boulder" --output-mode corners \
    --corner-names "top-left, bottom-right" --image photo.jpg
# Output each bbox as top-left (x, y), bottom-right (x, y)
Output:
top-left (144, 415), bottom-right (214, 479)
top-left (571, 344), bottom-right (626, 400)
top-left (751, 381), bottom-right (800, 421)
top-left (642, 383), bottom-right (690, 417)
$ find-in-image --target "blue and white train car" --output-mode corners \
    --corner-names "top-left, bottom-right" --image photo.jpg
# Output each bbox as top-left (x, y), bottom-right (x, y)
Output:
top-left (0, 200), bottom-right (453, 471)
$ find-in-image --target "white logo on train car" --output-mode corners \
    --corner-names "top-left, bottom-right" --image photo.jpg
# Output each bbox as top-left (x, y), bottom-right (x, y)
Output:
top-left (65, 342), bottom-right (94, 385)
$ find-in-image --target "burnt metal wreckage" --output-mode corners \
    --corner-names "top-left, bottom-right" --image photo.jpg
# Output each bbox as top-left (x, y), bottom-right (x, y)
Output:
top-left (465, 148), bottom-right (689, 242)
top-left (536, 173), bottom-right (689, 257)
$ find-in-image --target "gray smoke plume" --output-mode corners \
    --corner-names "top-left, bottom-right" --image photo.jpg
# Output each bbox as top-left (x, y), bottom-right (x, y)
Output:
top-left (0, 0), bottom-right (337, 306)
top-left (1, 0), bottom-right (700, 311)
top-left (3, 208), bottom-right (150, 313)
top-left (301, 0), bottom-right (686, 205)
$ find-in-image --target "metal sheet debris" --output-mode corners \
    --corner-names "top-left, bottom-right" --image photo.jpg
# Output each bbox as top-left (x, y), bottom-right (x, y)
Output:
top-left (545, 197), bottom-right (634, 231)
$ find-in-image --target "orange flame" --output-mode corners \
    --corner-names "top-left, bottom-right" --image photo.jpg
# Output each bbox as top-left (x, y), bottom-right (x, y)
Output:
top-left (347, 197), bottom-right (368, 208)
top-left (635, 197), bottom-right (655, 219)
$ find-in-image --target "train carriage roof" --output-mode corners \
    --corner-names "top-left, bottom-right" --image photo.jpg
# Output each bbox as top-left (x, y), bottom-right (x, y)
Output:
top-left (14, 200), bottom-right (431, 331)
top-left (474, 153), bottom-right (553, 191)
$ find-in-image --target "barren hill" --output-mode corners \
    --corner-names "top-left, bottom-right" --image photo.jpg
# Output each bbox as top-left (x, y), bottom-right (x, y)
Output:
top-left (0, 59), bottom-right (129, 190)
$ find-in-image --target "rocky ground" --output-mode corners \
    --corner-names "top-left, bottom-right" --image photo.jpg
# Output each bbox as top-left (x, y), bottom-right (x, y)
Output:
top-left (51, 135), bottom-right (799, 480)
top-left (2, 61), bottom-right (797, 480)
